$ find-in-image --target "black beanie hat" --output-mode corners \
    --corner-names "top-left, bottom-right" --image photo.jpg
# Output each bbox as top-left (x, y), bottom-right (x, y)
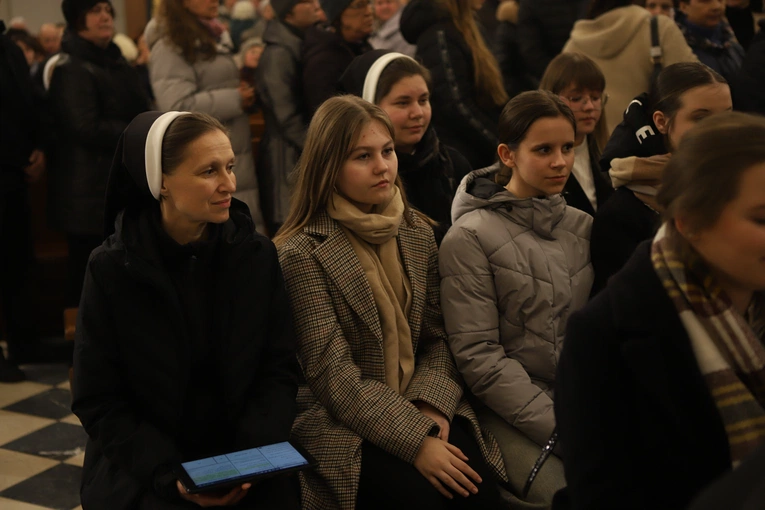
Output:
top-left (271, 0), bottom-right (302, 21)
top-left (61, 0), bottom-right (113, 30)
top-left (320, 0), bottom-right (355, 24)
top-left (339, 49), bottom-right (416, 102)
top-left (103, 111), bottom-right (190, 238)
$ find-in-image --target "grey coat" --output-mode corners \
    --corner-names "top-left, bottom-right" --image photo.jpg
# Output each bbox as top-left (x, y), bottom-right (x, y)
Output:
top-left (256, 20), bottom-right (308, 227)
top-left (369, 10), bottom-right (417, 58)
top-left (148, 24), bottom-right (264, 232)
top-left (439, 164), bottom-right (594, 448)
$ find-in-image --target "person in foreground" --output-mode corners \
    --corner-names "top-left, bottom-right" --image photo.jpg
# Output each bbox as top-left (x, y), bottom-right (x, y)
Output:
top-left (553, 111), bottom-right (765, 510)
top-left (71, 111), bottom-right (300, 509)
top-left (440, 90), bottom-right (593, 507)
top-left (274, 95), bottom-right (506, 510)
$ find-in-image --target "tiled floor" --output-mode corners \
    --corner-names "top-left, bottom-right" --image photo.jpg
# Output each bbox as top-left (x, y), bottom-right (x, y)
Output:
top-left (0, 362), bottom-right (85, 510)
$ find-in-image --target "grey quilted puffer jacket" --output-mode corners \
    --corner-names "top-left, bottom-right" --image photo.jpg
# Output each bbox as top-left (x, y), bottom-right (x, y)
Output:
top-left (439, 164), bottom-right (593, 447)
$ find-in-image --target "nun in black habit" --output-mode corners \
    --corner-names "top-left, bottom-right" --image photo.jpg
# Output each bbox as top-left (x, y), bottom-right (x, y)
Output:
top-left (70, 111), bottom-right (301, 509)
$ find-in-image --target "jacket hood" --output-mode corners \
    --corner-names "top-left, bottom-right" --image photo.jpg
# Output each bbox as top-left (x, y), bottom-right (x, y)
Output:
top-left (400, 0), bottom-right (445, 45)
top-left (567, 5), bottom-right (651, 59)
top-left (496, 1), bottom-right (518, 24)
top-left (452, 163), bottom-right (567, 239)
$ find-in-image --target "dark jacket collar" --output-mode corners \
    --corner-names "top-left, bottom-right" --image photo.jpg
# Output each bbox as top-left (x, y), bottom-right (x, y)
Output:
top-left (60, 31), bottom-right (124, 67)
top-left (107, 199), bottom-right (254, 272)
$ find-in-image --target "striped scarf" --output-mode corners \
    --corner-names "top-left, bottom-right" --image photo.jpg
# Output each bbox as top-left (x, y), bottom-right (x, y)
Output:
top-left (652, 224), bottom-right (765, 466)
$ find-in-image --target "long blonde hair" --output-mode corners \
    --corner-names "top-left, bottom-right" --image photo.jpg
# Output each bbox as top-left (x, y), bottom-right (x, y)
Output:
top-left (439, 0), bottom-right (508, 107)
top-left (157, 0), bottom-right (218, 64)
top-left (539, 52), bottom-right (608, 163)
top-left (273, 96), bottom-right (421, 247)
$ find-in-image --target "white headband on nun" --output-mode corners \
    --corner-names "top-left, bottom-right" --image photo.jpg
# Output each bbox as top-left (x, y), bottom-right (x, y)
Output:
top-left (362, 52), bottom-right (417, 103)
top-left (144, 111), bottom-right (191, 200)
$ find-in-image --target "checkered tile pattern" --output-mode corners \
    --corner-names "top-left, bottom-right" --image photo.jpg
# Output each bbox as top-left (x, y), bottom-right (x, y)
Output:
top-left (0, 360), bottom-right (85, 510)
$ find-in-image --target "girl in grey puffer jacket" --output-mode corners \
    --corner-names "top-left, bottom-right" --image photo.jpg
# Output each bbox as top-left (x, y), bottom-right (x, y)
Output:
top-left (439, 91), bottom-right (593, 503)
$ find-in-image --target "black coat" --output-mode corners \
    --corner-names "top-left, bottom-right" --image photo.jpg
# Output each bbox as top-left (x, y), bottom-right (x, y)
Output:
top-left (516, 0), bottom-right (588, 80)
top-left (589, 187), bottom-right (659, 295)
top-left (732, 20), bottom-right (765, 116)
top-left (0, 20), bottom-right (42, 177)
top-left (72, 202), bottom-right (299, 509)
top-left (688, 444), bottom-right (765, 510)
top-left (47, 33), bottom-right (149, 236)
top-left (397, 126), bottom-right (472, 245)
top-left (562, 147), bottom-right (613, 218)
top-left (493, 2), bottom-right (536, 98)
top-left (401, 0), bottom-right (502, 169)
top-left (302, 24), bottom-right (371, 115)
top-left (553, 241), bottom-right (731, 510)
top-left (599, 93), bottom-right (667, 174)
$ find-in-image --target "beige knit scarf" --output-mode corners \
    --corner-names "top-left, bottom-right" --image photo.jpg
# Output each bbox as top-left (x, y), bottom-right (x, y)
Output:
top-left (327, 187), bottom-right (415, 394)
top-left (609, 154), bottom-right (671, 212)
top-left (652, 224), bottom-right (765, 465)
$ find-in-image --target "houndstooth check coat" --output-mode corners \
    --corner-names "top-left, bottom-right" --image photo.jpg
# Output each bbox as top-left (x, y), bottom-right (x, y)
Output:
top-left (277, 210), bottom-right (507, 510)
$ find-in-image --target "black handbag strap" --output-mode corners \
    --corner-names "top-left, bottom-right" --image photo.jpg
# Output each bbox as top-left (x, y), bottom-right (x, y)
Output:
top-left (522, 429), bottom-right (559, 499)
top-left (650, 16), bottom-right (663, 84)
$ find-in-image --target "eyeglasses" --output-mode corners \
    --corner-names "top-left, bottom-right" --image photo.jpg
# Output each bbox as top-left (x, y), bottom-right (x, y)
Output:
top-left (560, 93), bottom-right (609, 111)
top-left (347, 0), bottom-right (373, 10)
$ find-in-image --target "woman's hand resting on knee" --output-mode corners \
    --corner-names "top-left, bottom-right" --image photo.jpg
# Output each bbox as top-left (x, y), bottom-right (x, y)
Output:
top-left (414, 437), bottom-right (483, 499)
top-left (176, 481), bottom-right (251, 507)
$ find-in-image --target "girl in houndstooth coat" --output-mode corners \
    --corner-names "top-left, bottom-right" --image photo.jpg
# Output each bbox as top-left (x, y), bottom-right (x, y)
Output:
top-left (274, 95), bottom-right (507, 510)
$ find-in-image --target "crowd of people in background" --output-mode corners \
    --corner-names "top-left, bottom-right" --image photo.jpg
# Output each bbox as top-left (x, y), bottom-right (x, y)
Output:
top-left (1, 0), bottom-right (764, 508)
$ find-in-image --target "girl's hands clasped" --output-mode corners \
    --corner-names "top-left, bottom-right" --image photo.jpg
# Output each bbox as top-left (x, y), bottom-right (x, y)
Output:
top-left (176, 480), bottom-right (251, 507)
top-left (413, 436), bottom-right (483, 499)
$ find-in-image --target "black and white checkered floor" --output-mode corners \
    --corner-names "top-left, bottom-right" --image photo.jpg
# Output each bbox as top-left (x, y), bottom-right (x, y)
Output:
top-left (0, 361), bottom-right (85, 510)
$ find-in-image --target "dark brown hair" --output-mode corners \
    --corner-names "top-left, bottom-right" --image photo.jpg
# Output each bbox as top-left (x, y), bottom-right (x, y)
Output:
top-left (495, 91), bottom-right (577, 185)
top-left (162, 113), bottom-right (228, 175)
top-left (649, 62), bottom-right (727, 150)
top-left (374, 57), bottom-right (432, 104)
top-left (658, 112), bottom-right (765, 232)
top-left (158, 0), bottom-right (218, 64)
top-left (587, 0), bottom-right (632, 19)
top-left (539, 52), bottom-right (608, 163)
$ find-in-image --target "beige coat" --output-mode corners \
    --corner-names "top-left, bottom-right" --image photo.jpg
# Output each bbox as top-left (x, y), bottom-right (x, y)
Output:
top-left (564, 5), bottom-right (697, 134)
top-left (278, 211), bottom-right (506, 510)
